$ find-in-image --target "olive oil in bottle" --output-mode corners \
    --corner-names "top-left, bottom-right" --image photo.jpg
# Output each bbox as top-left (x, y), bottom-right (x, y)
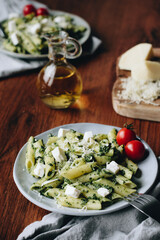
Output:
top-left (36, 31), bottom-right (82, 109)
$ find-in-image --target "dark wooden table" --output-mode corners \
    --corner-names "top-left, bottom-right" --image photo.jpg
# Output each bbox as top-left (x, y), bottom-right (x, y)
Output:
top-left (1, 0), bottom-right (160, 239)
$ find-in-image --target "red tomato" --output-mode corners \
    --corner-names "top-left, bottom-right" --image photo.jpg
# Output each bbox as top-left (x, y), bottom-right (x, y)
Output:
top-left (116, 125), bottom-right (136, 146)
top-left (36, 8), bottom-right (49, 16)
top-left (23, 4), bottom-right (36, 16)
top-left (125, 140), bottom-right (145, 162)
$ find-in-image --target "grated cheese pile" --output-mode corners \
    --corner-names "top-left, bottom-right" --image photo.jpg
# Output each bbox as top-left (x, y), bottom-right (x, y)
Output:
top-left (118, 77), bottom-right (160, 105)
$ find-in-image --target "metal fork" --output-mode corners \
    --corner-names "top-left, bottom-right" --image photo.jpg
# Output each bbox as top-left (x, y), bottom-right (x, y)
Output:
top-left (124, 193), bottom-right (160, 223)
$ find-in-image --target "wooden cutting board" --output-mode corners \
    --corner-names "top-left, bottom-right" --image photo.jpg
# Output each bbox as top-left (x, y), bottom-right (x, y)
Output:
top-left (112, 48), bottom-right (160, 122)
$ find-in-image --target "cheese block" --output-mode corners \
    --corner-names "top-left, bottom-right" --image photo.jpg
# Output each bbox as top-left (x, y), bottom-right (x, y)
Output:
top-left (112, 48), bottom-right (160, 122)
top-left (132, 60), bottom-right (160, 83)
top-left (118, 43), bottom-right (153, 70)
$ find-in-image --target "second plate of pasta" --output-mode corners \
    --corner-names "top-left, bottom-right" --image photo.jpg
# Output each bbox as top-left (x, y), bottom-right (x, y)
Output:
top-left (13, 123), bottom-right (158, 216)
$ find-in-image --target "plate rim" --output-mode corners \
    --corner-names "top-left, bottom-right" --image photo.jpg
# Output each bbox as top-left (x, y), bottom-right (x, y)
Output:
top-left (13, 122), bottom-right (159, 216)
top-left (0, 10), bottom-right (91, 60)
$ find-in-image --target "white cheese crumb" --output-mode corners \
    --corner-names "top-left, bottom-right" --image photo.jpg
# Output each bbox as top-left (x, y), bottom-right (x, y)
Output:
top-left (34, 163), bottom-right (45, 178)
top-left (28, 23), bottom-right (41, 34)
top-left (54, 16), bottom-right (66, 23)
top-left (97, 187), bottom-right (110, 197)
top-left (65, 185), bottom-right (81, 198)
top-left (8, 20), bottom-right (17, 32)
top-left (52, 147), bottom-right (66, 162)
top-left (83, 131), bottom-right (93, 142)
top-left (10, 32), bottom-right (19, 45)
top-left (54, 16), bottom-right (68, 28)
top-left (106, 161), bottom-right (120, 174)
top-left (41, 18), bottom-right (48, 25)
top-left (58, 128), bottom-right (70, 138)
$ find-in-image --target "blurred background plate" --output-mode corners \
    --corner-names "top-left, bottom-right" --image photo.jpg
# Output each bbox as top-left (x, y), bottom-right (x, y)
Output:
top-left (0, 10), bottom-right (91, 59)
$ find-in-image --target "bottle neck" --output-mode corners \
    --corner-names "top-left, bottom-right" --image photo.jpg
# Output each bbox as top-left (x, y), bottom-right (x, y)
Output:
top-left (48, 41), bottom-right (67, 64)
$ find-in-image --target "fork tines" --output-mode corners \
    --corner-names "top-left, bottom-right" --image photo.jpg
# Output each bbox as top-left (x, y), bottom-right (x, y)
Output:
top-left (124, 192), bottom-right (139, 202)
top-left (124, 193), bottom-right (160, 223)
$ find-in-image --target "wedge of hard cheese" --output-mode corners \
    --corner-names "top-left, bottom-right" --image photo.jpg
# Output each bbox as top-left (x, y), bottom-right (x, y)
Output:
top-left (118, 43), bottom-right (153, 70)
top-left (132, 60), bottom-right (160, 83)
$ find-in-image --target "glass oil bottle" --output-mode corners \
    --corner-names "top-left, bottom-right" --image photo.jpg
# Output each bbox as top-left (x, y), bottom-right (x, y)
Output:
top-left (36, 31), bottom-right (83, 109)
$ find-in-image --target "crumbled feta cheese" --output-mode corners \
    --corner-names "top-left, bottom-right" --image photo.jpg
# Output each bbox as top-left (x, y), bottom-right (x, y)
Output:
top-left (8, 20), bottom-right (17, 32)
top-left (28, 23), bottom-right (41, 34)
top-left (83, 131), bottom-right (93, 142)
top-left (58, 128), bottom-right (70, 138)
top-left (106, 161), bottom-right (120, 174)
top-left (54, 16), bottom-right (68, 28)
top-left (41, 18), bottom-right (48, 24)
top-left (97, 187), bottom-right (110, 197)
top-left (10, 32), bottom-right (19, 45)
top-left (44, 18), bottom-right (55, 27)
top-left (65, 185), bottom-right (81, 198)
top-left (8, 12), bottom-right (19, 19)
top-left (54, 16), bottom-right (66, 23)
top-left (52, 147), bottom-right (66, 162)
top-left (34, 162), bottom-right (45, 178)
top-left (58, 21), bottom-right (68, 29)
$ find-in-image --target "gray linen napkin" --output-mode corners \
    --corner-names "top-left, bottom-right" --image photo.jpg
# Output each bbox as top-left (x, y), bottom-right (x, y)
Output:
top-left (17, 158), bottom-right (160, 240)
top-left (0, 0), bottom-right (101, 78)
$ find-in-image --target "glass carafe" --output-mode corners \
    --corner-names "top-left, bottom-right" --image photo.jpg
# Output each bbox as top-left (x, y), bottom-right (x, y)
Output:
top-left (36, 31), bottom-right (83, 109)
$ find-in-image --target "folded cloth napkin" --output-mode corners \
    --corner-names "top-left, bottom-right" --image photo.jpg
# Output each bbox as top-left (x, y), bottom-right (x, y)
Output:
top-left (17, 158), bottom-right (160, 240)
top-left (0, 0), bottom-right (102, 78)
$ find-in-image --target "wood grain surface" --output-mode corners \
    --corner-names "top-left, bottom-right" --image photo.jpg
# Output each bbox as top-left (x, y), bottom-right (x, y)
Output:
top-left (1, 0), bottom-right (160, 239)
top-left (112, 48), bottom-right (160, 122)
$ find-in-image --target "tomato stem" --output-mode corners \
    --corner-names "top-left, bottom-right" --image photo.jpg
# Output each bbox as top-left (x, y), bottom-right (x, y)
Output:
top-left (123, 123), bottom-right (134, 130)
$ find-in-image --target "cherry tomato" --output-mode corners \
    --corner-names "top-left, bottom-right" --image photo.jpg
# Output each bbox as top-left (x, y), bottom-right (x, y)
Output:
top-left (116, 124), bottom-right (136, 146)
top-left (23, 4), bottom-right (36, 16)
top-left (125, 140), bottom-right (145, 162)
top-left (36, 8), bottom-right (49, 16)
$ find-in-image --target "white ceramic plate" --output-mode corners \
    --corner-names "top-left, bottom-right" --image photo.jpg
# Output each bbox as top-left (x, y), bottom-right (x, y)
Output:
top-left (0, 10), bottom-right (91, 59)
top-left (13, 123), bottom-right (158, 216)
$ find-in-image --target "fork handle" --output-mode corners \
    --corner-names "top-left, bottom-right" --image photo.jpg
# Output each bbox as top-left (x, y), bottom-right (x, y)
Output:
top-left (131, 196), bottom-right (160, 223)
